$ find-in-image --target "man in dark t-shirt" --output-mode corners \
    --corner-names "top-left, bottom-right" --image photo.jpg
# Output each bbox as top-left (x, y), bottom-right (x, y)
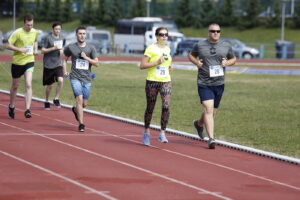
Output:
top-left (63, 26), bottom-right (99, 132)
top-left (42, 22), bottom-right (64, 110)
top-left (188, 23), bottom-right (236, 149)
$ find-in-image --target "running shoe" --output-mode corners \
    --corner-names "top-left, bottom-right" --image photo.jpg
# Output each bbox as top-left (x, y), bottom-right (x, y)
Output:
top-left (78, 124), bottom-right (85, 132)
top-left (53, 99), bottom-right (61, 108)
top-left (72, 106), bottom-right (79, 121)
top-left (208, 138), bottom-right (216, 149)
top-left (44, 102), bottom-right (50, 110)
top-left (24, 109), bottom-right (32, 118)
top-left (158, 133), bottom-right (168, 143)
top-left (193, 120), bottom-right (204, 139)
top-left (143, 132), bottom-right (150, 146)
top-left (8, 104), bottom-right (15, 119)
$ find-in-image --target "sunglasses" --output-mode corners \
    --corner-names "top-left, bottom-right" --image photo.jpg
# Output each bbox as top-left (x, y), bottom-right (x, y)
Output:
top-left (209, 30), bottom-right (221, 33)
top-left (158, 33), bottom-right (168, 37)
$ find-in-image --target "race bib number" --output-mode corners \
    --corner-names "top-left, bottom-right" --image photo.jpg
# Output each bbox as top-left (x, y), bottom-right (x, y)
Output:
top-left (156, 66), bottom-right (168, 78)
top-left (53, 40), bottom-right (63, 49)
top-left (24, 46), bottom-right (33, 55)
top-left (209, 65), bottom-right (224, 77)
top-left (75, 59), bottom-right (89, 70)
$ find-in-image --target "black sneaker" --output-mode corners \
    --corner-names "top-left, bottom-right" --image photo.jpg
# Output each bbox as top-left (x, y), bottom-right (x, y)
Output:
top-left (8, 104), bottom-right (15, 119)
top-left (193, 120), bottom-right (204, 139)
top-left (72, 106), bottom-right (79, 121)
top-left (44, 102), bottom-right (50, 110)
top-left (208, 138), bottom-right (216, 149)
top-left (78, 124), bottom-right (85, 132)
top-left (53, 99), bottom-right (61, 108)
top-left (24, 109), bottom-right (32, 118)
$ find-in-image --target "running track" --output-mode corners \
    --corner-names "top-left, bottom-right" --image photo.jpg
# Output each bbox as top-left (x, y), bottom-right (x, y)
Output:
top-left (0, 92), bottom-right (299, 200)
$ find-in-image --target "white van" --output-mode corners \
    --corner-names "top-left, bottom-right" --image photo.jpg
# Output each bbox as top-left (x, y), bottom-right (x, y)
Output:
top-left (114, 18), bottom-right (183, 52)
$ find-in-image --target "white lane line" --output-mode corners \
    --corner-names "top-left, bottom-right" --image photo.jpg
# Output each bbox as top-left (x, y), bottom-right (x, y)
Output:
top-left (53, 118), bottom-right (300, 192)
top-left (0, 121), bottom-right (232, 200)
top-left (0, 150), bottom-right (118, 200)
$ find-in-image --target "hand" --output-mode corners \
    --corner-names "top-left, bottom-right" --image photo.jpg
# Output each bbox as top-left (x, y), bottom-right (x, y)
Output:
top-left (63, 71), bottom-right (69, 77)
top-left (33, 50), bottom-right (38, 55)
top-left (221, 58), bottom-right (228, 67)
top-left (80, 52), bottom-right (87, 59)
top-left (169, 65), bottom-right (173, 71)
top-left (19, 48), bottom-right (28, 54)
top-left (196, 59), bottom-right (203, 69)
top-left (156, 56), bottom-right (165, 65)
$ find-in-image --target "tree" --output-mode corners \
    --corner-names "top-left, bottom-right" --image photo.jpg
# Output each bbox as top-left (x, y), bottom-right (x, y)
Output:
top-left (95, 0), bottom-right (105, 25)
top-left (265, 0), bottom-right (281, 28)
top-left (291, 1), bottom-right (300, 28)
top-left (175, 0), bottom-right (193, 27)
top-left (128, 0), bottom-right (146, 18)
top-left (103, 0), bottom-right (123, 26)
top-left (217, 0), bottom-right (236, 27)
top-left (80, 0), bottom-right (94, 25)
top-left (48, 0), bottom-right (62, 22)
top-left (237, 0), bottom-right (261, 30)
top-left (61, 0), bottom-right (73, 23)
top-left (39, 0), bottom-right (50, 21)
top-left (200, 0), bottom-right (216, 27)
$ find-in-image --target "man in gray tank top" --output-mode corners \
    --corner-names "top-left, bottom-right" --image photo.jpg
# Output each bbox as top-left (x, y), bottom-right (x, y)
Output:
top-left (63, 26), bottom-right (99, 132)
top-left (188, 23), bottom-right (236, 149)
top-left (42, 22), bottom-right (64, 110)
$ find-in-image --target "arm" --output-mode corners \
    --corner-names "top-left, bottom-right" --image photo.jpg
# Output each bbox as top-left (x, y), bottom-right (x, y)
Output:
top-left (81, 52), bottom-right (99, 67)
top-left (63, 56), bottom-right (69, 76)
top-left (41, 45), bottom-right (60, 54)
top-left (139, 55), bottom-right (164, 70)
top-left (5, 43), bottom-right (27, 54)
top-left (221, 56), bottom-right (237, 67)
top-left (188, 53), bottom-right (203, 69)
top-left (34, 41), bottom-right (38, 55)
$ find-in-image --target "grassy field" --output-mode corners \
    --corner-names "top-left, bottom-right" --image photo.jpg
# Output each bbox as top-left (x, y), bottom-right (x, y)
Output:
top-left (0, 61), bottom-right (299, 158)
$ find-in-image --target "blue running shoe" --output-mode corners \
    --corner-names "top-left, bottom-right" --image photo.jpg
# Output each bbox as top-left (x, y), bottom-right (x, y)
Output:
top-left (158, 133), bottom-right (168, 143)
top-left (143, 132), bottom-right (150, 146)
top-left (193, 120), bottom-right (204, 139)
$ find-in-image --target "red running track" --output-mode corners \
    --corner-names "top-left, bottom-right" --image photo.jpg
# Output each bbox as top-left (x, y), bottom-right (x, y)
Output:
top-left (0, 93), bottom-right (299, 200)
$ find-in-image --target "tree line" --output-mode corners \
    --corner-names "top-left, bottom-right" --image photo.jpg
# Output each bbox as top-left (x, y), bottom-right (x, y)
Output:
top-left (5, 0), bottom-right (300, 29)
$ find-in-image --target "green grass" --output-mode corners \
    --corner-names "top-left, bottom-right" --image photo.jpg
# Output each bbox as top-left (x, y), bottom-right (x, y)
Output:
top-left (0, 61), bottom-right (299, 158)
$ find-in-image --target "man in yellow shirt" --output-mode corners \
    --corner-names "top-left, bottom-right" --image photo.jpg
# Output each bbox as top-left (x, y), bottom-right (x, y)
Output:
top-left (5, 13), bottom-right (38, 119)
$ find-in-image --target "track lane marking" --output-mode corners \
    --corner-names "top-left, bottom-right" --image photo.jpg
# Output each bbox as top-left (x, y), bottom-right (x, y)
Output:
top-left (0, 121), bottom-right (232, 200)
top-left (0, 150), bottom-right (118, 200)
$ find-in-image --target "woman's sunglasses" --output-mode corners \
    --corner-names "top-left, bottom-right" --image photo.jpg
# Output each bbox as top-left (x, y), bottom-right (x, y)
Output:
top-left (158, 33), bottom-right (168, 37)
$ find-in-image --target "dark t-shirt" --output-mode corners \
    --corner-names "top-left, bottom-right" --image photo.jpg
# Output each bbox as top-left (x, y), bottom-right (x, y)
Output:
top-left (64, 43), bottom-right (97, 83)
top-left (43, 34), bottom-right (64, 69)
top-left (191, 39), bottom-right (235, 86)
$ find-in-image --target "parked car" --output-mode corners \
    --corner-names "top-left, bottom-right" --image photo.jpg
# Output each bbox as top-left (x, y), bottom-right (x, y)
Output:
top-left (65, 27), bottom-right (112, 54)
top-left (175, 38), bottom-right (260, 59)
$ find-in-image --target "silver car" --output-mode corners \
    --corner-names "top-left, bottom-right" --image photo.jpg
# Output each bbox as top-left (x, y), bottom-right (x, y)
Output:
top-left (223, 38), bottom-right (260, 59)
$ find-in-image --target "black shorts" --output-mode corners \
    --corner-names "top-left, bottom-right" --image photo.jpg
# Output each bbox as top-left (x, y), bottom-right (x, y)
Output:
top-left (43, 66), bottom-right (64, 86)
top-left (11, 62), bottom-right (34, 78)
top-left (198, 84), bottom-right (225, 108)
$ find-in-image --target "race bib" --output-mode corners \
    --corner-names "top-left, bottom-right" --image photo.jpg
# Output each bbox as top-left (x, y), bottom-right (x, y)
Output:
top-left (209, 65), bottom-right (224, 77)
top-left (53, 40), bottom-right (63, 49)
top-left (75, 59), bottom-right (89, 70)
top-left (156, 66), bottom-right (168, 78)
top-left (24, 46), bottom-right (33, 55)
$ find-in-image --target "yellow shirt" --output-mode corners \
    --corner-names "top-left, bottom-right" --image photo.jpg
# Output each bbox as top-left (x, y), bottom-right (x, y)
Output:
top-left (8, 28), bottom-right (38, 65)
top-left (144, 43), bottom-right (172, 82)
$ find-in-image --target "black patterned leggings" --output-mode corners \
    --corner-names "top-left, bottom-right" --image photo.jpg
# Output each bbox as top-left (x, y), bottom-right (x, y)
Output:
top-left (144, 80), bottom-right (172, 130)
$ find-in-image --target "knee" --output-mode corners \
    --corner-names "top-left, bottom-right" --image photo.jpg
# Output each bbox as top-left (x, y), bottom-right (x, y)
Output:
top-left (162, 102), bottom-right (170, 112)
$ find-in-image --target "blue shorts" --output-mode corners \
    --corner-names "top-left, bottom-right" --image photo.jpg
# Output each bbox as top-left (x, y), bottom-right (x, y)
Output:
top-left (70, 79), bottom-right (92, 100)
top-left (197, 84), bottom-right (225, 108)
